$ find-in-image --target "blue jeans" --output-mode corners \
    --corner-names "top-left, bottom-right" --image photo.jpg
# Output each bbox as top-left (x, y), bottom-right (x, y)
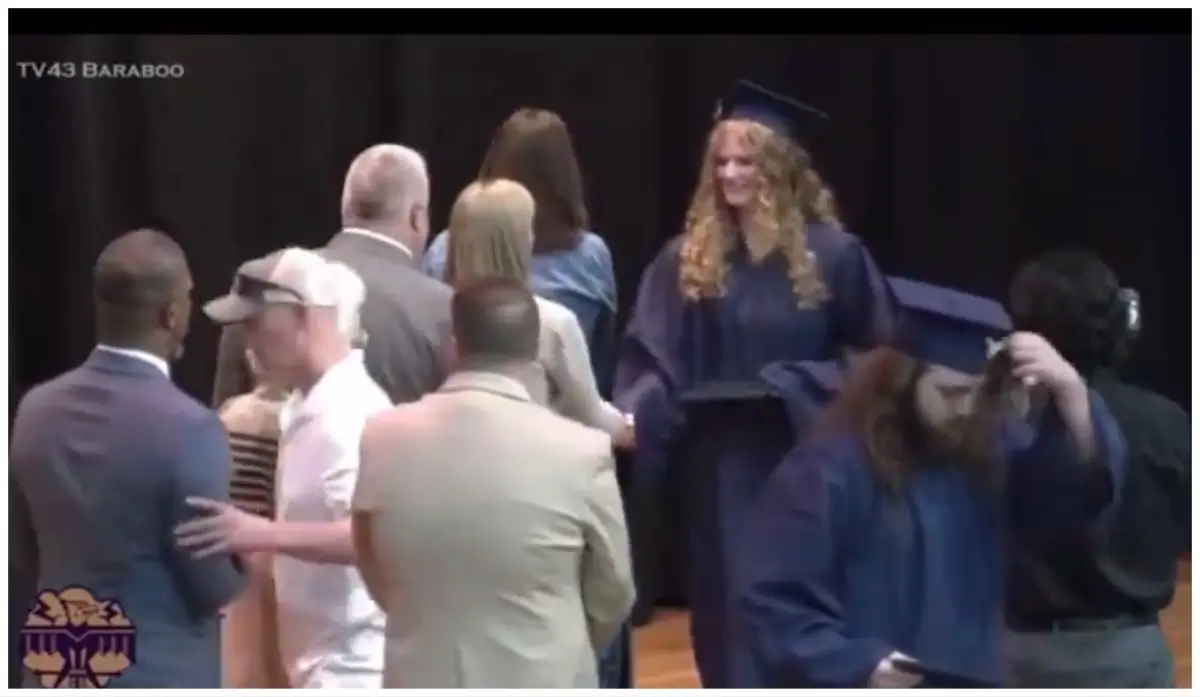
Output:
top-left (598, 623), bottom-right (632, 688)
top-left (1006, 623), bottom-right (1175, 688)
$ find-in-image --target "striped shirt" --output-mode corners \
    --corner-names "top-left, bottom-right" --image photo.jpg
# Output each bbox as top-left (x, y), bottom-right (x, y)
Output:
top-left (219, 388), bottom-right (286, 518)
top-left (217, 386), bottom-right (289, 688)
top-left (228, 431), bottom-right (278, 517)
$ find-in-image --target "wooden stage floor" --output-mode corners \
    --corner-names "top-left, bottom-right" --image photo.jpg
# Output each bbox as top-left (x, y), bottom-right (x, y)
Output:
top-left (633, 564), bottom-right (1192, 688)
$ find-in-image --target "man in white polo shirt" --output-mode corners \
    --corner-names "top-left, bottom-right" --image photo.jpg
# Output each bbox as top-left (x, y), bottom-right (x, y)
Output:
top-left (175, 247), bottom-right (389, 688)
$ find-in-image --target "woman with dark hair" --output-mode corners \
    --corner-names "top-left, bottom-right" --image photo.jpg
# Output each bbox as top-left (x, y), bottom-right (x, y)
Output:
top-left (613, 80), bottom-right (895, 687)
top-left (424, 109), bottom-right (617, 393)
top-left (737, 279), bottom-right (1126, 688)
top-left (1005, 250), bottom-right (1188, 688)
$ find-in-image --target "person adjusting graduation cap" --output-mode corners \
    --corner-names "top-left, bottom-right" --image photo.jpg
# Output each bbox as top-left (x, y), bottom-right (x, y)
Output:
top-left (735, 276), bottom-right (1129, 689)
top-left (612, 78), bottom-right (895, 688)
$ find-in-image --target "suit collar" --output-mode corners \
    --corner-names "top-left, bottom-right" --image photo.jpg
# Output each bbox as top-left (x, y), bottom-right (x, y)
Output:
top-left (86, 346), bottom-right (172, 380)
top-left (328, 228), bottom-right (416, 268)
top-left (440, 370), bottom-right (532, 403)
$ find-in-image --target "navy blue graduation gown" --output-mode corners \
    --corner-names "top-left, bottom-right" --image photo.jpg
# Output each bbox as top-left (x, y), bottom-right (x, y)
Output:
top-left (613, 223), bottom-right (894, 688)
top-left (737, 390), bottom-right (1127, 688)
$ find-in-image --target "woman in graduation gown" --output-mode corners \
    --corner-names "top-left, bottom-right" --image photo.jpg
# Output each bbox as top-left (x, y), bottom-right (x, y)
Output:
top-left (614, 80), bottom-right (895, 688)
top-left (736, 279), bottom-right (1127, 688)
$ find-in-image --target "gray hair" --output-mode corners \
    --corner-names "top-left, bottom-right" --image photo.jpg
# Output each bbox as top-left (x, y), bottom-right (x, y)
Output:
top-left (340, 143), bottom-right (429, 227)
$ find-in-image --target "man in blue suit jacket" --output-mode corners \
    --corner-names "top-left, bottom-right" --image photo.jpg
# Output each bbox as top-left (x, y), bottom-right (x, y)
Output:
top-left (9, 229), bottom-right (246, 688)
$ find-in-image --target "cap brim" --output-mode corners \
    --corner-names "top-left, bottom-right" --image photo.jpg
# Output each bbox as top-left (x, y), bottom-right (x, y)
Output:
top-left (203, 293), bottom-right (263, 325)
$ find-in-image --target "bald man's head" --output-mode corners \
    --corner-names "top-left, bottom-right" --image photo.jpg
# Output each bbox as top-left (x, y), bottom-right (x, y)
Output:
top-left (93, 228), bottom-right (193, 358)
top-left (341, 144), bottom-right (430, 249)
top-left (450, 276), bottom-right (540, 368)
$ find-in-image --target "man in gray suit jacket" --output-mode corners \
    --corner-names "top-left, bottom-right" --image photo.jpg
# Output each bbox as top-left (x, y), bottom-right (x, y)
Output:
top-left (352, 277), bottom-right (636, 688)
top-left (212, 143), bottom-right (451, 407)
top-left (9, 229), bottom-right (246, 688)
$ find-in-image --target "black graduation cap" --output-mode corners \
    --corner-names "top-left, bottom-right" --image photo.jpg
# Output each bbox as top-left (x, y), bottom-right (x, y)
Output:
top-left (714, 79), bottom-right (831, 144)
top-left (888, 277), bottom-right (1012, 375)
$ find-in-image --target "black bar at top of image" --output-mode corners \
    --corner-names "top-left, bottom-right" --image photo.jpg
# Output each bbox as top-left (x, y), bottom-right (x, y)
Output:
top-left (7, 9), bottom-right (1193, 36)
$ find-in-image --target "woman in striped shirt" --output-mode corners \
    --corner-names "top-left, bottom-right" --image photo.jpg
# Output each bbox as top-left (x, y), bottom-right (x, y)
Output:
top-left (217, 349), bottom-right (289, 688)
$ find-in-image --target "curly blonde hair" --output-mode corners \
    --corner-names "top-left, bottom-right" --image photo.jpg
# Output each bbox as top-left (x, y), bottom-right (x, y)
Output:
top-left (679, 119), bottom-right (841, 306)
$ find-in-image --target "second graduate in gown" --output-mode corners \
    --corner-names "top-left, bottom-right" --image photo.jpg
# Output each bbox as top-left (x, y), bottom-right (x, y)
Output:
top-left (737, 279), bottom-right (1127, 688)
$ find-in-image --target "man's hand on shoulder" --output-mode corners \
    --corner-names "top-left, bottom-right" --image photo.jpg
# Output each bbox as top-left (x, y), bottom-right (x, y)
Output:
top-left (174, 498), bottom-right (275, 558)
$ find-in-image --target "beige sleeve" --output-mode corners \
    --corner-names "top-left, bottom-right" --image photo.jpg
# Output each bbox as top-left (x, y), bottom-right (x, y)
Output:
top-left (579, 446), bottom-right (636, 650)
top-left (352, 413), bottom-right (386, 513)
top-left (546, 311), bottom-right (626, 436)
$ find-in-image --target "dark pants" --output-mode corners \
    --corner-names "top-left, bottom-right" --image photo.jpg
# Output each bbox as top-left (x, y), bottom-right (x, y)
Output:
top-left (1006, 622), bottom-right (1175, 688)
top-left (597, 623), bottom-right (633, 688)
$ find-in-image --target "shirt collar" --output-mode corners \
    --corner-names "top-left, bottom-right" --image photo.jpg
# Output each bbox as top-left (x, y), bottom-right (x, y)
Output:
top-left (440, 370), bottom-right (532, 403)
top-left (280, 349), bottom-right (369, 434)
top-left (341, 227), bottom-right (412, 258)
top-left (95, 344), bottom-right (170, 377)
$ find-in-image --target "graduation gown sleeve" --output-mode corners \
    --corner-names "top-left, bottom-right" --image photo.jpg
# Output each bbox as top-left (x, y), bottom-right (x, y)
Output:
top-left (827, 234), bottom-right (896, 356)
top-left (1004, 388), bottom-right (1128, 531)
top-left (736, 440), bottom-right (893, 688)
top-left (613, 240), bottom-right (687, 474)
top-left (755, 234), bottom-right (892, 434)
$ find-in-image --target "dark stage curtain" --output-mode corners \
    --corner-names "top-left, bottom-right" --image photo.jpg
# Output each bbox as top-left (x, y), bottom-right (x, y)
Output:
top-left (10, 34), bottom-right (1189, 409)
top-left (9, 33), bottom-right (1190, 665)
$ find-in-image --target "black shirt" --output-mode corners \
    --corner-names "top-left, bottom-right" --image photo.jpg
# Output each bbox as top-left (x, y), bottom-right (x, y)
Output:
top-left (1006, 372), bottom-right (1191, 623)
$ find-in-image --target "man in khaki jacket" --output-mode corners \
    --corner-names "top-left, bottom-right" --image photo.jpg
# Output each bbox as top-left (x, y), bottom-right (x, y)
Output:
top-left (351, 277), bottom-right (635, 688)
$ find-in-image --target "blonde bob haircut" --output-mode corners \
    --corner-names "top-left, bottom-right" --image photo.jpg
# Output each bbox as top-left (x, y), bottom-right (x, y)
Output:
top-left (445, 178), bottom-right (537, 288)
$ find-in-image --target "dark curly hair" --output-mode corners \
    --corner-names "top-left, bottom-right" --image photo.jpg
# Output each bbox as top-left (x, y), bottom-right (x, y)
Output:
top-left (1008, 249), bottom-right (1130, 378)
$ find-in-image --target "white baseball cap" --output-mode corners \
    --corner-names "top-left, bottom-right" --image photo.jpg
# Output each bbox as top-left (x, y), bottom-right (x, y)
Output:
top-left (204, 247), bottom-right (347, 325)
